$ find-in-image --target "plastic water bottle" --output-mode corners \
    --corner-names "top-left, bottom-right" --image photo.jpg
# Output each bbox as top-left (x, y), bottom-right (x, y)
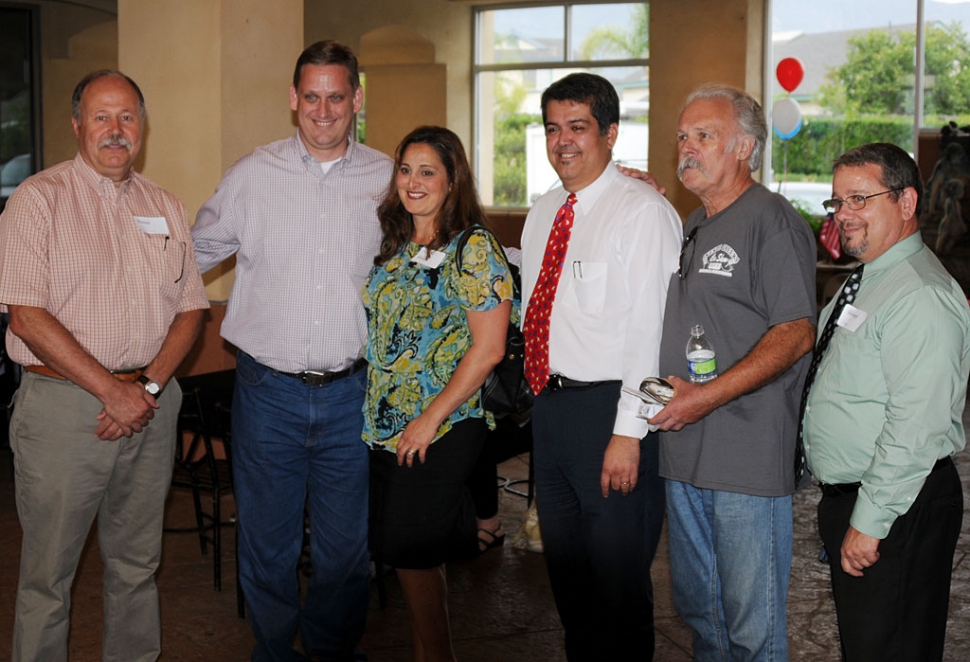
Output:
top-left (686, 325), bottom-right (717, 383)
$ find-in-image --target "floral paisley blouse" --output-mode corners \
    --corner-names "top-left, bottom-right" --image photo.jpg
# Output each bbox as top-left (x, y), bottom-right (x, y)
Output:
top-left (362, 228), bottom-right (514, 451)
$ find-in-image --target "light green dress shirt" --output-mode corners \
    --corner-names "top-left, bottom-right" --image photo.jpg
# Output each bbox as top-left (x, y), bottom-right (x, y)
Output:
top-left (804, 233), bottom-right (970, 539)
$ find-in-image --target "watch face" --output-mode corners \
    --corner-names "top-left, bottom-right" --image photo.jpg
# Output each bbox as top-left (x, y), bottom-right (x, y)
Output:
top-left (138, 375), bottom-right (161, 395)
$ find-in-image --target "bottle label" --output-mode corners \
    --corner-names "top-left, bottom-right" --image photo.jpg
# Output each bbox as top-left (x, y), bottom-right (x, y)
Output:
top-left (688, 356), bottom-right (717, 377)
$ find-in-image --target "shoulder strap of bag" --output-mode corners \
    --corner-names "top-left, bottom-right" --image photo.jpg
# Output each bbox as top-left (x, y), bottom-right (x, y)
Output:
top-left (454, 224), bottom-right (515, 280)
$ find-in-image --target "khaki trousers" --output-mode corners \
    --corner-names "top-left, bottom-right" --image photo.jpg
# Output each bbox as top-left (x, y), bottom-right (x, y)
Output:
top-left (10, 373), bottom-right (179, 662)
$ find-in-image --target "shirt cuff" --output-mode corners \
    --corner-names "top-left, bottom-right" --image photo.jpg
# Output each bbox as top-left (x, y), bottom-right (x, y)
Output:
top-left (848, 494), bottom-right (897, 540)
top-left (613, 407), bottom-right (652, 439)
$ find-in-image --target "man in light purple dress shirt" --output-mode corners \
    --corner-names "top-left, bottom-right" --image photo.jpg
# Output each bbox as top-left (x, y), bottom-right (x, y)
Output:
top-left (192, 41), bottom-right (392, 662)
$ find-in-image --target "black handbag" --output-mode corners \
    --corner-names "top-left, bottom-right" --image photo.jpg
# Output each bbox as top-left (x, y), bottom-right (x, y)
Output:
top-left (455, 227), bottom-right (533, 416)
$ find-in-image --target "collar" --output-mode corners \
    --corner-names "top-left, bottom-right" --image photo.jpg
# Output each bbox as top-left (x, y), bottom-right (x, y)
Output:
top-left (292, 131), bottom-right (356, 171)
top-left (692, 182), bottom-right (763, 228)
top-left (567, 162), bottom-right (617, 214)
top-left (862, 232), bottom-right (924, 276)
top-left (73, 152), bottom-right (134, 197)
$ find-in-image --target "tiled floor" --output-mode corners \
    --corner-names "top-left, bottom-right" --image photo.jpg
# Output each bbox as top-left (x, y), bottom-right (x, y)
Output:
top-left (0, 440), bottom-right (968, 661)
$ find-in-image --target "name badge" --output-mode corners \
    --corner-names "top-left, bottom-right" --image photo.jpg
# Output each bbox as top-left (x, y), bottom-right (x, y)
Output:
top-left (836, 303), bottom-right (867, 332)
top-left (134, 216), bottom-right (170, 235)
top-left (411, 248), bottom-right (446, 268)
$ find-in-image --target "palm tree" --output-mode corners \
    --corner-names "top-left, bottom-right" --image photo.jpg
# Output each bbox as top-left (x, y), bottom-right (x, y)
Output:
top-left (577, 4), bottom-right (649, 60)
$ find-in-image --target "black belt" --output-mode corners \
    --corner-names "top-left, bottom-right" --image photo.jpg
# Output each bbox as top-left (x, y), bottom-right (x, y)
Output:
top-left (277, 357), bottom-right (367, 386)
top-left (819, 456), bottom-right (952, 498)
top-left (546, 374), bottom-right (616, 392)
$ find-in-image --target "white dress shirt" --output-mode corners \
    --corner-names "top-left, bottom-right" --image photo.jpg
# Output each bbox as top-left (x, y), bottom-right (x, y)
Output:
top-left (520, 163), bottom-right (682, 438)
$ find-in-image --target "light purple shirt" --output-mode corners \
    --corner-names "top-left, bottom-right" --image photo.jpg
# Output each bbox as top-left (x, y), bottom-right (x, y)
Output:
top-left (192, 134), bottom-right (393, 373)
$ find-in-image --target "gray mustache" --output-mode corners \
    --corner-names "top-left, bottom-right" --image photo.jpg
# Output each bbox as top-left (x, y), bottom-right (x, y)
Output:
top-left (98, 135), bottom-right (132, 150)
top-left (678, 156), bottom-right (704, 179)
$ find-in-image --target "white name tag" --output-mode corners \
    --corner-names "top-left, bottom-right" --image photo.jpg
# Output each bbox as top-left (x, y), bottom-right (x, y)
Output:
top-left (411, 248), bottom-right (446, 268)
top-left (836, 303), bottom-right (867, 332)
top-left (134, 216), bottom-right (170, 235)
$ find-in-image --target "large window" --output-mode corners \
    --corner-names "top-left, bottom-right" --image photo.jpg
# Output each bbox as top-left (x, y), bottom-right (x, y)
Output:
top-left (767, 0), bottom-right (970, 219)
top-left (474, 2), bottom-right (649, 207)
top-left (0, 4), bottom-right (39, 210)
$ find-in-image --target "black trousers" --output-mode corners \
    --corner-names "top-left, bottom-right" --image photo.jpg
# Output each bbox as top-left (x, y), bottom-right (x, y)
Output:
top-left (817, 458), bottom-right (963, 662)
top-left (533, 382), bottom-right (664, 662)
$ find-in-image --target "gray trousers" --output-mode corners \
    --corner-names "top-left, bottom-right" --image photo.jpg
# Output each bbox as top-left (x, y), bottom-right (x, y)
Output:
top-left (10, 372), bottom-right (179, 662)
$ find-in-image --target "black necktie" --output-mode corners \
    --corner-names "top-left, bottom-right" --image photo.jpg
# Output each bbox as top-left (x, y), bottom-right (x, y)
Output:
top-left (795, 264), bottom-right (864, 486)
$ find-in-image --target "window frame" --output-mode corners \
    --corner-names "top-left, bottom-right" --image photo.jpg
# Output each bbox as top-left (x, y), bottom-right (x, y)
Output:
top-left (763, 0), bottom-right (965, 183)
top-left (473, 1), bottom-right (650, 209)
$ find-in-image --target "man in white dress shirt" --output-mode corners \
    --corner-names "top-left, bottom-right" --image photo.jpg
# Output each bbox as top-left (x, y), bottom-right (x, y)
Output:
top-left (520, 72), bottom-right (682, 661)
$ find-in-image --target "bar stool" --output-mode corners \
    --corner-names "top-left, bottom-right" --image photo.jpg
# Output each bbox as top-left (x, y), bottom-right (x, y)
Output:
top-left (165, 382), bottom-right (238, 614)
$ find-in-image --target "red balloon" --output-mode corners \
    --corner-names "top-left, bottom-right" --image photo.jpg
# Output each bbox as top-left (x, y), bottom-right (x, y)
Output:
top-left (776, 57), bottom-right (804, 93)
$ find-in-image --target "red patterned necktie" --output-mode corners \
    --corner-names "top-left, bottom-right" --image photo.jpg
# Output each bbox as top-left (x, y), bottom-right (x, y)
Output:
top-left (523, 193), bottom-right (577, 395)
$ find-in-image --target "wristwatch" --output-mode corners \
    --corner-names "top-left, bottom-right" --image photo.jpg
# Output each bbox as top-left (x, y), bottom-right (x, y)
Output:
top-left (137, 374), bottom-right (163, 397)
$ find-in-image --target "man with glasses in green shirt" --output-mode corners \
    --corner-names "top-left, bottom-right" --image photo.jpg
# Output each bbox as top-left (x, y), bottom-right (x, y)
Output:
top-left (803, 142), bottom-right (970, 662)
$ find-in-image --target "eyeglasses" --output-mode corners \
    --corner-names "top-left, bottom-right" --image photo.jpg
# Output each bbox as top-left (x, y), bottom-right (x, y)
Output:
top-left (678, 227), bottom-right (698, 279)
top-left (822, 188), bottom-right (901, 214)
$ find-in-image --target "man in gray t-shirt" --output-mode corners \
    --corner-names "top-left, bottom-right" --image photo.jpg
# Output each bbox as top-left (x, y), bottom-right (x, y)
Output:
top-left (649, 85), bottom-right (816, 660)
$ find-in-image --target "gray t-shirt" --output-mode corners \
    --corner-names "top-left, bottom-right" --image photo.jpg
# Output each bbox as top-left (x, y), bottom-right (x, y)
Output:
top-left (658, 183), bottom-right (817, 497)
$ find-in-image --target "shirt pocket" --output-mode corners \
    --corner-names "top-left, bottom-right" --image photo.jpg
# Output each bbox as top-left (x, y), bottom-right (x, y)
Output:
top-left (567, 261), bottom-right (608, 315)
top-left (142, 235), bottom-right (187, 306)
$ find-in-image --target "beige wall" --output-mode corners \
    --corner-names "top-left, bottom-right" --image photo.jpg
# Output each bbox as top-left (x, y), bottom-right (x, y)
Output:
top-left (358, 26), bottom-right (447, 158)
top-left (305, 0), bottom-right (474, 150)
top-left (41, 21), bottom-right (118, 169)
top-left (118, 0), bottom-right (302, 301)
top-left (308, 0), bottom-right (764, 220)
top-left (29, 0), bottom-right (765, 301)
top-left (35, 0), bottom-right (765, 221)
top-left (650, 0), bottom-right (765, 217)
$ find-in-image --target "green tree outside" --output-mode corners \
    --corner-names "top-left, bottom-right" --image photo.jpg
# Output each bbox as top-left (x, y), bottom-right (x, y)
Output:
top-left (818, 22), bottom-right (970, 116)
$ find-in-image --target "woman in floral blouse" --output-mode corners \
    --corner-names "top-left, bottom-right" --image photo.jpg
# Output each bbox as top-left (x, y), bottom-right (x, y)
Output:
top-left (362, 125), bottom-right (513, 661)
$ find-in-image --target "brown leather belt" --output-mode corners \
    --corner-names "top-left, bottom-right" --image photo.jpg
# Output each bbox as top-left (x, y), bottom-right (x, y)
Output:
top-left (25, 364), bottom-right (146, 383)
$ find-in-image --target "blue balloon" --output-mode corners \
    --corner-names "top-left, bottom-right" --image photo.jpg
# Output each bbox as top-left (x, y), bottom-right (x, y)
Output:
top-left (772, 97), bottom-right (803, 140)
top-left (774, 117), bottom-right (803, 140)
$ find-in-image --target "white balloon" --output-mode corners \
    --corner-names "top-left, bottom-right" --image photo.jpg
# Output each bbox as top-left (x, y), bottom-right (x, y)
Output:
top-left (772, 97), bottom-right (803, 140)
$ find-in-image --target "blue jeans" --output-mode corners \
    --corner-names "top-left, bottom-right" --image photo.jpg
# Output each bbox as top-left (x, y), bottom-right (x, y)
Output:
top-left (233, 352), bottom-right (370, 662)
top-left (533, 382), bottom-right (664, 661)
top-left (666, 481), bottom-right (792, 662)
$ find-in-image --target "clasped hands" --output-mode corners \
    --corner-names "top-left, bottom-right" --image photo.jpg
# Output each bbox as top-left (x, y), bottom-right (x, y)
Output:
top-left (96, 380), bottom-right (158, 441)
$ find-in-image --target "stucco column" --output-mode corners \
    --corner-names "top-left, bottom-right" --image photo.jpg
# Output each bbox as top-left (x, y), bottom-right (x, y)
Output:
top-left (118, 0), bottom-right (303, 300)
top-left (649, 0), bottom-right (763, 219)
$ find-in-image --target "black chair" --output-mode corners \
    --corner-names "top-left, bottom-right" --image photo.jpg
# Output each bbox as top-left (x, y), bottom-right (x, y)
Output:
top-left (165, 370), bottom-right (241, 615)
top-left (212, 400), bottom-right (245, 619)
